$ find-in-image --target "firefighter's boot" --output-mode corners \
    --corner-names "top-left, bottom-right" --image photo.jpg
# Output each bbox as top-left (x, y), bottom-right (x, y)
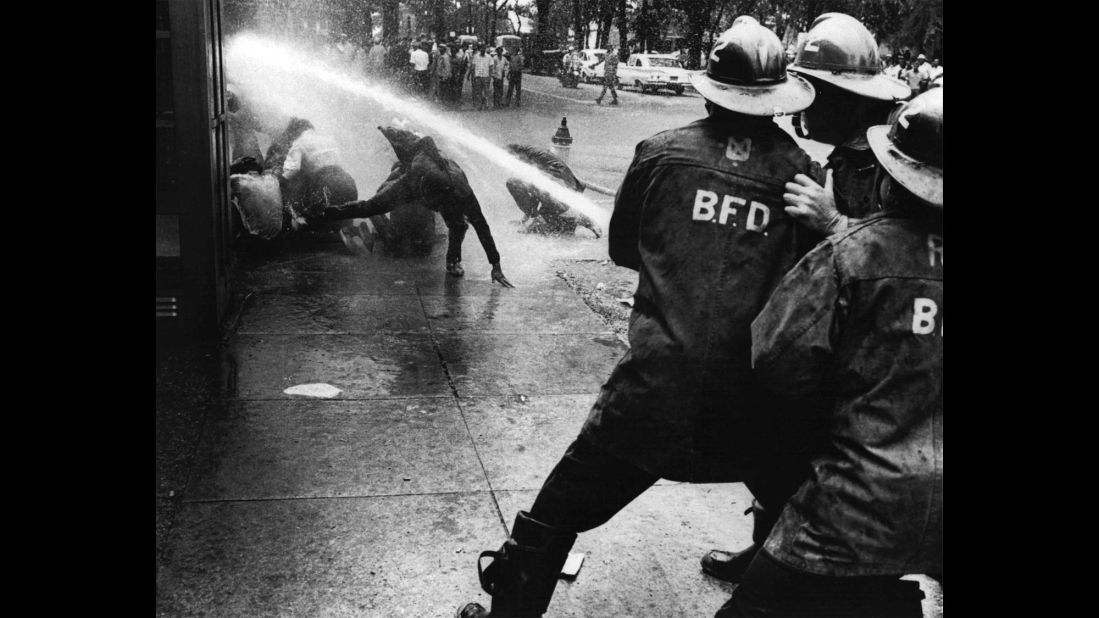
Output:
top-left (457, 511), bottom-right (576, 617)
top-left (701, 500), bottom-right (777, 583)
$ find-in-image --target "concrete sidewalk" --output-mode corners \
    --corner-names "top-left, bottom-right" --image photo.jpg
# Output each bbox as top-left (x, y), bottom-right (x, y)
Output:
top-left (155, 237), bottom-right (942, 617)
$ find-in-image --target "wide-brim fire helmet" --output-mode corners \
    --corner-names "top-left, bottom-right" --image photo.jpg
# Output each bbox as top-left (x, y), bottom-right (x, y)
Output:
top-left (867, 88), bottom-right (942, 208)
top-left (790, 13), bottom-right (910, 101)
top-left (688, 16), bottom-right (815, 117)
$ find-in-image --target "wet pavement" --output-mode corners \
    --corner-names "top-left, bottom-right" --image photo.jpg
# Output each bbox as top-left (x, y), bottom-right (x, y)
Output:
top-left (157, 70), bottom-right (940, 616)
top-left (156, 230), bottom-right (942, 617)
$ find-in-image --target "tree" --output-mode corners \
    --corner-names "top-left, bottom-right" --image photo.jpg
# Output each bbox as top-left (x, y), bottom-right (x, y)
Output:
top-left (382, 0), bottom-right (400, 41)
top-left (616, 0), bottom-right (628, 59)
top-left (433, 0), bottom-right (447, 39)
top-left (681, 0), bottom-right (715, 69)
top-left (536, 0), bottom-right (555, 48)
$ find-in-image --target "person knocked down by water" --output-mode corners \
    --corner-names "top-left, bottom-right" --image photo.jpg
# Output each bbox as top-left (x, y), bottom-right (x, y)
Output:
top-left (504, 144), bottom-right (602, 238)
top-left (228, 157), bottom-right (287, 251)
top-left (264, 117), bottom-right (369, 254)
top-left (361, 156), bottom-right (439, 257)
top-left (457, 18), bottom-right (822, 618)
top-left (321, 126), bottom-right (514, 287)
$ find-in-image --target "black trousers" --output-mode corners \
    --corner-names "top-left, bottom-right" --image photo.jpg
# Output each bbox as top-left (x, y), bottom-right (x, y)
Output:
top-left (529, 436), bottom-right (658, 533)
top-left (505, 73), bottom-right (522, 105)
top-left (596, 77), bottom-right (618, 102)
top-left (527, 427), bottom-right (812, 534)
top-left (716, 551), bottom-right (925, 618)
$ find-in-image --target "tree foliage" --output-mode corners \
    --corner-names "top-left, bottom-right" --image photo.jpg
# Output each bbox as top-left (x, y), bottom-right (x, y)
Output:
top-left (224, 0), bottom-right (942, 58)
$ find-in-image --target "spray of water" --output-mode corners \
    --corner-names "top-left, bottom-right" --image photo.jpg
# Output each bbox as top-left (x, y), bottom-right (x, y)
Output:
top-left (225, 33), bottom-right (610, 229)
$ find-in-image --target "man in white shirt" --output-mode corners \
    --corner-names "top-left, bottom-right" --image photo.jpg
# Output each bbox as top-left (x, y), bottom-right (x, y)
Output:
top-left (883, 55), bottom-right (901, 79)
top-left (929, 58), bottom-right (943, 80)
top-left (915, 53), bottom-right (932, 92)
top-left (468, 45), bottom-right (492, 110)
top-left (410, 41), bottom-right (431, 96)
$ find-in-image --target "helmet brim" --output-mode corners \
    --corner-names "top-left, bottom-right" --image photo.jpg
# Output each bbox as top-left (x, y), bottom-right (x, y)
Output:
top-left (689, 71), bottom-right (815, 116)
top-left (867, 125), bottom-right (942, 208)
top-left (791, 66), bottom-right (910, 101)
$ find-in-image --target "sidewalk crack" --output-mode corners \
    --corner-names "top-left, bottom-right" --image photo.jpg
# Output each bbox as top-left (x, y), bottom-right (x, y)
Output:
top-left (416, 284), bottom-right (508, 530)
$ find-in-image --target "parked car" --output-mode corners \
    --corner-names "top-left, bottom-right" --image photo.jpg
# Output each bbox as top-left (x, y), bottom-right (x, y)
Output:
top-left (577, 48), bottom-right (607, 83)
top-left (617, 53), bottom-right (691, 95)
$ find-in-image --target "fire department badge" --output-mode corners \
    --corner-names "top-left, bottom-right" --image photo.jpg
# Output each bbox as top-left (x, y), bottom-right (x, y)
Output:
top-left (725, 137), bottom-right (751, 162)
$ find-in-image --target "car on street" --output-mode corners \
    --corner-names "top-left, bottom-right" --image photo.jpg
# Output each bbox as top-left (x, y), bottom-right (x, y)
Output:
top-left (617, 53), bottom-right (691, 95)
top-left (577, 48), bottom-right (607, 83)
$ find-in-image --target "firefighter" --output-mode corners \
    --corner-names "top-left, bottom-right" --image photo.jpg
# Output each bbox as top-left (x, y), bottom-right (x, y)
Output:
top-left (703, 15), bottom-right (914, 581)
top-left (716, 87), bottom-right (942, 618)
top-left (779, 13), bottom-right (912, 238)
top-left (457, 18), bottom-right (819, 618)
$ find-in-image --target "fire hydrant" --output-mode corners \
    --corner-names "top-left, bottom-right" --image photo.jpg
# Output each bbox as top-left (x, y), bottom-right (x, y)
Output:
top-left (551, 116), bottom-right (573, 162)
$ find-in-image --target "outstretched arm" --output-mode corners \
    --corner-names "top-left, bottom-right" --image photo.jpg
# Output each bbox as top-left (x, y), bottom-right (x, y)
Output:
top-left (322, 168), bottom-right (413, 220)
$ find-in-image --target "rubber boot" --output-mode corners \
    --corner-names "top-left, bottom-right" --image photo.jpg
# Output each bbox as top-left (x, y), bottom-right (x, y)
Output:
top-left (457, 511), bottom-right (577, 618)
top-left (701, 501), bottom-right (777, 583)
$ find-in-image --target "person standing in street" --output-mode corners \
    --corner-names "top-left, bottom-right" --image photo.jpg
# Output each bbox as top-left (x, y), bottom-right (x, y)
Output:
top-left (452, 44), bottom-right (469, 104)
top-left (367, 37), bottom-right (387, 78)
top-left (902, 61), bottom-right (923, 98)
top-left (491, 47), bottom-right (508, 109)
top-left (433, 43), bottom-right (452, 103)
top-left (505, 49), bottom-right (524, 107)
top-left (715, 87), bottom-right (942, 618)
top-left (468, 44), bottom-right (492, 110)
top-left (456, 18), bottom-right (820, 618)
top-left (594, 45), bottom-right (619, 105)
top-left (409, 40), bottom-right (431, 97)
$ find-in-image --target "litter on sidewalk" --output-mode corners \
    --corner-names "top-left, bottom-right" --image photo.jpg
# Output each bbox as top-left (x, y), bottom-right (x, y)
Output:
top-left (283, 383), bottom-right (342, 398)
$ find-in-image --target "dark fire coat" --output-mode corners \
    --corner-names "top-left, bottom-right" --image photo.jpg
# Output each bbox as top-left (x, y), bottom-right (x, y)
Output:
top-left (578, 116), bottom-right (820, 482)
top-left (753, 211), bottom-right (943, 576)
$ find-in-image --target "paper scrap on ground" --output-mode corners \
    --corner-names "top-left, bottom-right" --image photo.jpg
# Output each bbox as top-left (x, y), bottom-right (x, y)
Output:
top-left (560, 552), bottom-right (586, 579)
top-left (284, 383), bottom-right (342, 398)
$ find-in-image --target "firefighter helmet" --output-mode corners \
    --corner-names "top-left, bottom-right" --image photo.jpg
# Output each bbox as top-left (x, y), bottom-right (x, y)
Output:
top-left (867, 88), bottom-right (942, 208)
top-left (790, 13), bottom-right (909, 101)
top-left (689, 17), bottom-right (814, 116)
